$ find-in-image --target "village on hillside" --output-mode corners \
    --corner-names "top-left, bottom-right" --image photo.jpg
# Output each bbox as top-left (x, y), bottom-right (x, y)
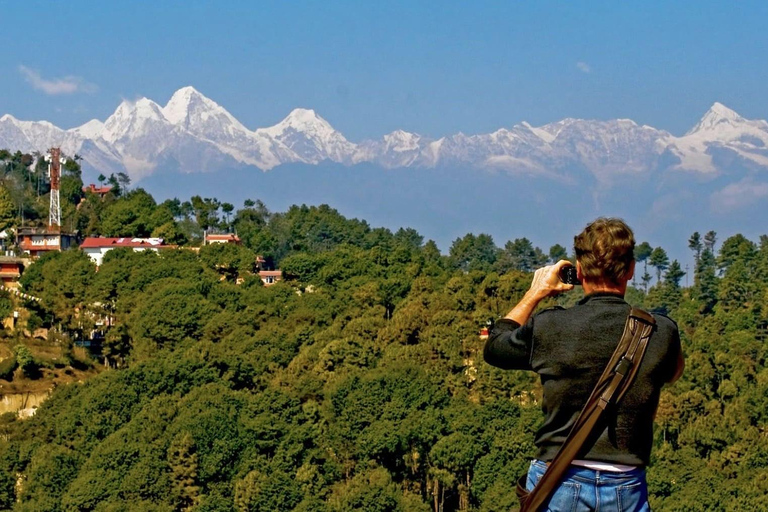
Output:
top-left (0, 146), bottom-right (282, 289)
top-left (0, 148), bottom-right (284, 415)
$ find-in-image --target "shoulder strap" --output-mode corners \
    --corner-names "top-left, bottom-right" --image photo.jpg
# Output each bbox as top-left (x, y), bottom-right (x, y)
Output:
top-left (517, 307), bottom-right (656, 512)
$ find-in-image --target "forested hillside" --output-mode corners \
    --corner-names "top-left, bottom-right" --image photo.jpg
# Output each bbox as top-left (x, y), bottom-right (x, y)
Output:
top-left (0, 150), bottom-right (766, 511)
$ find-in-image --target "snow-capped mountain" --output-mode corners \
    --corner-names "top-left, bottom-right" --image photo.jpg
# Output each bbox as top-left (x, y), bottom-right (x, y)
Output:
top-left (256, 108), bottom-right (356, 165)
top-left (2, 86), bottom-right (768, 184)
top-left (663, 102), bottom-right (768, 172)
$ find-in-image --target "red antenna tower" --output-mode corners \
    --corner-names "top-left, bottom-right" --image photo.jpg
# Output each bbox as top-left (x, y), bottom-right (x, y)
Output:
top-left (44, 147), bottom-right (64, 228)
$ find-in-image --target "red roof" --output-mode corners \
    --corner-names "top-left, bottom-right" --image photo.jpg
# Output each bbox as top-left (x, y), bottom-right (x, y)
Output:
top-left (83, 184), bottom-right (113, 195)
top-left (80, 237), bottom-right (169, 249)
top-left (258, 270), bottom-right (282, 277)
top-left (206, 233), bottom-right (240, 241)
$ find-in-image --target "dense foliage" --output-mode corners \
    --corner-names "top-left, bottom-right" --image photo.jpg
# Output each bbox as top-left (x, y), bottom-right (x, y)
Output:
top-left (0, 149), bottom-right (767, 511)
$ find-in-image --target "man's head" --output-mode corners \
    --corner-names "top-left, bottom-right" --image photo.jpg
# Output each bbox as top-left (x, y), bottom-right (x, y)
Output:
top-left (574, 218), bottom-right (635, 288)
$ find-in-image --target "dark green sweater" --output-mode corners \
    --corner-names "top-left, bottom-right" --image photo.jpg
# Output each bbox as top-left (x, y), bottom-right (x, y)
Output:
top-left (484, 293), bottom-right (681, 466)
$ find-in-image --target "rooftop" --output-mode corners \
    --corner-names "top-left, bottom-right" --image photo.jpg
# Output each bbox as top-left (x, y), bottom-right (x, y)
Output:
top-left (80, 237), bottom-right (169, 249)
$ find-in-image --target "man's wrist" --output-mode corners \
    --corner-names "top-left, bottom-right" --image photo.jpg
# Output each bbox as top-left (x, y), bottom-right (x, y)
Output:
top-left (524, 288), bottom-right (548, 304)
top-left (503, 289), bottom-right (545, 322)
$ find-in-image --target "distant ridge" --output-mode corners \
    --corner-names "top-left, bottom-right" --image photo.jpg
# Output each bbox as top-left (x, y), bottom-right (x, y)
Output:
top-left (1, 86), bottom-right (768, 182)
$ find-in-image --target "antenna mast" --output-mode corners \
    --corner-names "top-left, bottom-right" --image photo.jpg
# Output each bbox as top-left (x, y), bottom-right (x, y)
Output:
top-left (44, 147), bottom-right (65, 228)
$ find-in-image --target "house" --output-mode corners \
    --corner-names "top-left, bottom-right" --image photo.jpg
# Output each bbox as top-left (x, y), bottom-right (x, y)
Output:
top-left (82, 184), bottom-right (113, 198)
top-left (204, 233), bottom-right (241, 245)
top-left (0, 257), bottom-right (26, 289)
top-left (80, 237), bottom-right (172, 266)
top-left (17, 227), bottom-right (78, 259)
top-left (258, 270), bottom-right (283, 287)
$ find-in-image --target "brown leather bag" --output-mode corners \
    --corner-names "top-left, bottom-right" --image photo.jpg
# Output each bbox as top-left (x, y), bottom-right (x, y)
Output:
top-left (516, 307), bottom-right (656, 512)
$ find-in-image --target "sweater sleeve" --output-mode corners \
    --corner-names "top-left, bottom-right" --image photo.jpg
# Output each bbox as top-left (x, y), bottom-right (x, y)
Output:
top-left (483, 317), bottom-right (535, 370)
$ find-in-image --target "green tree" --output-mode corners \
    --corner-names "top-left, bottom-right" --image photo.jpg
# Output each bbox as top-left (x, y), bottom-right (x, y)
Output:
top-left (717, 233), bottom-right (756, 272)
top-left (548, 244), bottom-right (568, 263)
top-left (449, 233), bottom-right (498, 272)
top-left (694, 248), bottom-right (718, 313)
top-left (199, 242), bottom-right (256, 282)
top-left (190, 195), bottom-right (221, 232)
top-left (60, 157), bottom-right (85, 206)
top-left (664, 260), bottom-right (685, 287)
top-left (0, 186), bottom-right (16, 231)
top-left (634, 241), bottom-right (653, 288)
top-left (221, 202), bottom-right (235, 228)
top-left (116, 171), bottom-right (131, 192)
top-left (704, 230), bottom-right (717, 252)
top-left (100, 189), bottom-right (162, 236)
top-left (688, 232), bottom-right (703, 263)
top-left (649, 247), bottom-right (670, 283)
top-left (168, 432), bottom-right (200, 510)
top-left (495, 238), bottom-right (546, 274)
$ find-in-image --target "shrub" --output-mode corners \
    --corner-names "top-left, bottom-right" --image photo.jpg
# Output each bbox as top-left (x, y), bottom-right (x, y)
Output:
top-left (0, 357), bottom-right (17, 381)
top-left (13, 345), bottom-right (39, 379)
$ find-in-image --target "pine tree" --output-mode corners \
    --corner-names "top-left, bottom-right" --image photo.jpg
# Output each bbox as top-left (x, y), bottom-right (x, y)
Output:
top-left (649, 247), bottom-right (670, 283)
top-left (548, 244), bottom-right (568, 263)
top-left (664, 260), bottom-right (685, 287)
top-left (688, 232), bottom-right (703, 263)
top-left (0, 186), bottom-right (15, 231)
top-left (167, 432), bottom-right (200, 511)
top-left (694, 248), bottom-right (718, 313)
top-left (704, 230), bottom-right (717, 252)
top-left (634, 241), bottom-right (653, 288)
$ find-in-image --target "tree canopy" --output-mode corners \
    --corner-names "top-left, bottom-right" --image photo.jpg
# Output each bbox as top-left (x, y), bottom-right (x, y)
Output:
top-left (0, 148), bottom-right (766, 511)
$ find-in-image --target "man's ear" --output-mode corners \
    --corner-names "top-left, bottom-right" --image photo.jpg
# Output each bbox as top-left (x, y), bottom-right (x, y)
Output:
top-left (576, 260), bottom-right (584, 281)
top-left (627, 260), bottom-right (636, 282)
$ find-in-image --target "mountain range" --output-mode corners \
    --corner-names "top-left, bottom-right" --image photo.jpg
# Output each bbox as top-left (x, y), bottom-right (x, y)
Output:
top-left (2, 86), bottom-right (768, 184)
top-left (3, 87), bottom-right (768, 265)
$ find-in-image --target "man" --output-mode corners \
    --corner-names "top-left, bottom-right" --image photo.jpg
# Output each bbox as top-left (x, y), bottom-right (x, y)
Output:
top-left (484, 218), bottom-right (684, 511)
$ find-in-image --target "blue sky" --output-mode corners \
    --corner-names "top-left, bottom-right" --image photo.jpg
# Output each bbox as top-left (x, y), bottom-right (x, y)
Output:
top-left (3, 1), bottom-right (768, 140)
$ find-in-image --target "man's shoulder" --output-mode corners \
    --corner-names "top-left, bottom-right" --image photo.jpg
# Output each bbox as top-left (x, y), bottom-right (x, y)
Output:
top-left (648, 309), bottom-right (679, 331)
top-left (534, 305), bottom-right (566, 319)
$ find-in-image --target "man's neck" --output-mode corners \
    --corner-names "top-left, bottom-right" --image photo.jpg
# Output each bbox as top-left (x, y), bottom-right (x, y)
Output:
top-left (582, 281), bottom-right (626, 297)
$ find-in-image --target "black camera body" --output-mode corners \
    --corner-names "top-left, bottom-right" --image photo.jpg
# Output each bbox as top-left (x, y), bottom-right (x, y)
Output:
top-left (558, 265), bottom-right (580, 285)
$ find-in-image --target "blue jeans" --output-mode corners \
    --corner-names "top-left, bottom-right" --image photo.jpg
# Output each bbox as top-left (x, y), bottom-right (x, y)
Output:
top-left (526, 460), bottom-right (650, 511)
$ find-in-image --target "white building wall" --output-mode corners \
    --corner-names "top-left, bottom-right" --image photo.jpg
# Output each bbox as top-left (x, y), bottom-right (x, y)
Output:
top-left (83, 247), bottom-right (158, 266)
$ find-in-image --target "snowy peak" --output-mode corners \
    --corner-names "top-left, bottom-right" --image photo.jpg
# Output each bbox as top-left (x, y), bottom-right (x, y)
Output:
top-left (708, 102), bottom-right (742, 120)
top-left (383, 129), bottom-right (421, 150)
top-left (106, 98), bottom-right (166, 128)
top-left (102, 98), bottom-right (170, 144)
top-left (520, 121), bottom-right (555, 143)
top-left (687, 102), bottom-right (745, 135)
top-left (72, 119), bottom-right (105, 139)
top-left (258, 108), bottom-right (355, 164)
top-left (2, 88), bottom-right (768, 182)
top-left (162, 86), bottom-right (244, 130)
top-left (262, 108), bottom-right (335, 138)
top-left (163, 86), bottom-right (208, 125)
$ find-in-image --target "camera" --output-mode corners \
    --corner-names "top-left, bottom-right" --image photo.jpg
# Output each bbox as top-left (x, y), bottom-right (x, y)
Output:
top-left (558, 264), bottom-right (580, 285)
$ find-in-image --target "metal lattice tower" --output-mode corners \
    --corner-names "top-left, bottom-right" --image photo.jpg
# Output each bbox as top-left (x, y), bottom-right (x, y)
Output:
top-left (44, 148), bottom-right (64, 228)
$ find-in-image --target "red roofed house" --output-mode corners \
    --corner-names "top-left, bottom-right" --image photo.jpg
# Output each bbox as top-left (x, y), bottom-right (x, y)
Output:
top-left (258, 270), bottom-right (283, 287)
top-left (17, 227), bottom-right (78, 259)
top-left (0, 257), bottom-right (27, 289)
top-left (204, 233), bottom-right (242, 245)
top-left (80, 237), bottom-right (172, 266)
top-left (82, 184), bottom-right (113, 198)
